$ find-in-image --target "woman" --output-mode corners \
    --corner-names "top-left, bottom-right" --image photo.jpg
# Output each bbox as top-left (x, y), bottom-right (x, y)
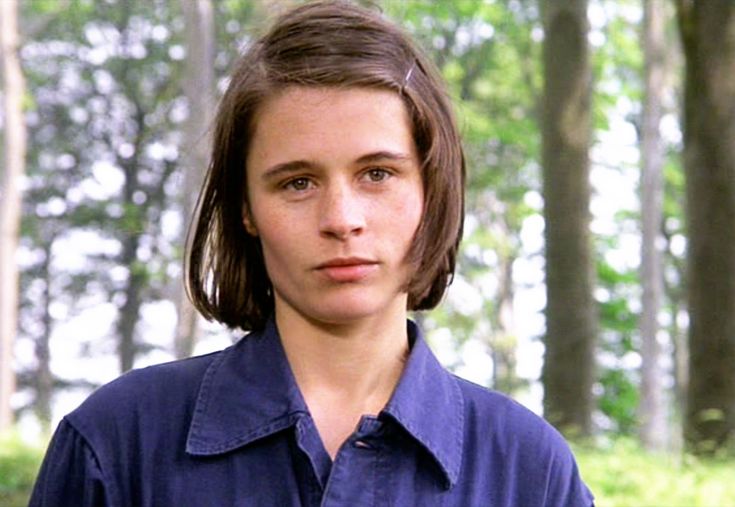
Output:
top-left (30, 1), bottom-right (594, 505)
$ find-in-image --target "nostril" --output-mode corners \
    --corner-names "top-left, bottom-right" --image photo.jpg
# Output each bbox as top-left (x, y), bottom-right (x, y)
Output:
top-left (319, 193), bottom-right (365, 238)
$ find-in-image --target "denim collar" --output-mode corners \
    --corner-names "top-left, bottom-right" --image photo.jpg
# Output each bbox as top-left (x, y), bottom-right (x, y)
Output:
top-left (186, 319), bottom-right (464, 488)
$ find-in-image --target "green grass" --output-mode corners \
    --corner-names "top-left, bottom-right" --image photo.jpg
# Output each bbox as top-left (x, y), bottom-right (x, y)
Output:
top-left (0, 433), bottom-right (44, 507)
top-left (574, 438), bottom-right (735, 507)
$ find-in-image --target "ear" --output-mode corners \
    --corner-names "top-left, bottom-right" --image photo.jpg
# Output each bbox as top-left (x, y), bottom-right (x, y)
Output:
top-left (243, 206), bottom-right (258, 236)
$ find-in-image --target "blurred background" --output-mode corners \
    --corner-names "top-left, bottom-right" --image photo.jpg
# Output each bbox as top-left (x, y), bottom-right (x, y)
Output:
top-left (2, 0), bottom-right (735, 505)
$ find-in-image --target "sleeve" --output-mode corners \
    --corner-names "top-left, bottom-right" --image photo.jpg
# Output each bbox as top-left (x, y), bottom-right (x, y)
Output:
top-left (28, 418), bottom-right (109, 507)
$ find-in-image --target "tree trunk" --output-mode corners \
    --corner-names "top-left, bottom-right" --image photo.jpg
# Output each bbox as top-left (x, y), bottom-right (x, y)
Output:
top-left (540, 0), bottom-right (596, 437)
top-left (677, 0), bottom-right (735, 455)
top-left (36, 240), bottom-right (55, 432)
top-left (115, 111), bottom-right (145, 374)
top-left (638, 0), bottom-right (668, 452)
top-left (671, 301), bottom-right (688, 432)
top-left (174, 0), bottom-right (215, 358)
top-left (490, 207), bottom-right (519, 395)
top-left (492, 252), bottom-right (519, 394)
top-left (117, 227), bottom-right (143, 373)
top-left (663, 223), bottom-right (688, 425)
top-left (0, 0), bottom-right (27, 432)
top-left (108, 1), bottom-right (185, 372)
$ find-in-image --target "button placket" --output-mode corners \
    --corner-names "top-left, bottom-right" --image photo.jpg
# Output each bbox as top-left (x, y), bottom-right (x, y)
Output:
top-left (320, 418), bottom-right (384, 506)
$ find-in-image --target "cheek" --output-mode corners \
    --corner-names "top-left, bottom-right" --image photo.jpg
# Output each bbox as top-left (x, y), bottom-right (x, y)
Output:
top-left (396, 188), bottom-right (424, 236)
top-left (256, 225), bottom-right (289, 261)
top-left (247, 207), bottom-right (282, 256)
top-left (257, 231), bottom-right (296, 286)
top-left (253, 207), bottom-right (311, 270)
top-left (377, 196), bottom-right (423, 263)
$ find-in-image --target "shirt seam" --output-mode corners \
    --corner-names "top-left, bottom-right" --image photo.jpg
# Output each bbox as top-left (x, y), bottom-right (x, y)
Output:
top-left (63, 416), bottom-right (121, 507)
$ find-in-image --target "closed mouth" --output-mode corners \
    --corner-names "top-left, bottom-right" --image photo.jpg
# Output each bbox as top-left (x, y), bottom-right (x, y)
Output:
top-left (316, 257), bottom-right (378, 269)
top-left (314, 258), bottom-right (380, 282)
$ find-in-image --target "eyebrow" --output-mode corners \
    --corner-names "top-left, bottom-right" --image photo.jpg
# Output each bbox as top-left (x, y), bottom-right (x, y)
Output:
top-left (356, 150), bottom-right (414, 165)
top-left (260, 150), bottom-right (414, 182)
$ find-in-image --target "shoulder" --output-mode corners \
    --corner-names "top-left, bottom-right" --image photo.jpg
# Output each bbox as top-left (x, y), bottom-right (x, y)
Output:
top-left (454, 375), bottom-right (553, 438)
top-left (453, 375), bottom-right (593, 505)
top-left (66, 348), bottom-right (225, 443)
top-left (454, 374), bottom-right (571, 455)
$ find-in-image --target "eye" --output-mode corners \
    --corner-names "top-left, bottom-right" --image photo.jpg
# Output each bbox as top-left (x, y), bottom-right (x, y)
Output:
top-left (365, 168), bottom-right (391, 183)
top-left (283, 177), bottom-right (312, 191)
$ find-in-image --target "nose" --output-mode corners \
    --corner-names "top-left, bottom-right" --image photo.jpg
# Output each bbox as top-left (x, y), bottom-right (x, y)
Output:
top-left (319, 182), bottom-right (365, 239)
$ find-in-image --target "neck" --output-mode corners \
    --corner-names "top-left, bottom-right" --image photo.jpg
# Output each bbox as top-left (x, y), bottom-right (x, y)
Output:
top-left (275, 302), bottom-right (410, 413)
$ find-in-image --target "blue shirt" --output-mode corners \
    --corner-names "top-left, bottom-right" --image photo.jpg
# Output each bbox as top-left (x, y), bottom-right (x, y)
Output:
top-left (30, 320), bottom-right (594, 506)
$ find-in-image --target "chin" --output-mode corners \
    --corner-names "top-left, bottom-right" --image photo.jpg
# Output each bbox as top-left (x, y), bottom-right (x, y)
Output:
top-left (307, 304), bottom-right (384, 326)
top-left (275, 286), bottom-right (408, 327)
top-left (304, 294), bottom-right (404, 327)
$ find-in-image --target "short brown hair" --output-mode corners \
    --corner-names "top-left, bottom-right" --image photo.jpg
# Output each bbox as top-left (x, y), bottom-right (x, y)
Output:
top-left (186, 0), bottom-right (465, 331)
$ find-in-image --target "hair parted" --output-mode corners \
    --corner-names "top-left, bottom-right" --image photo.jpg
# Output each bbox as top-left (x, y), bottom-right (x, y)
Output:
top-left (186, 0), bottom-right (465, 331)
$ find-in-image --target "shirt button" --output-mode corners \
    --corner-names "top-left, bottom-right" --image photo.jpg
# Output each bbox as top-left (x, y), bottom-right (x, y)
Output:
top-left (354, 439), bottom-right (372, 449)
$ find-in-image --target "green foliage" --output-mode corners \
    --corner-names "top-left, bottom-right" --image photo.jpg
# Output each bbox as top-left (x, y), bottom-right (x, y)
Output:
top-left (385, 0), bottom-right (541, 396)
top-left (0, 434), bottom-right (44, 507)
top-left (575, 439), bottom-right (735, 507)
top-left (595, 234), bottom-right (640, 435)
top-left (11, 0), bottom-right (693, 453)
top-left (597, 369), bottom-right (638, 434)
top-left (18, 0), bottom-right (192, 385)
top-left (591, 0), bottom-right (643, 132)
top-left (587, 1), bottom-right (646, 437)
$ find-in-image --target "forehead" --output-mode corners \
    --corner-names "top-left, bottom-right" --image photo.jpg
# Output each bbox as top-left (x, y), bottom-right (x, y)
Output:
top-left (246, 86), bottom-right (416, 171)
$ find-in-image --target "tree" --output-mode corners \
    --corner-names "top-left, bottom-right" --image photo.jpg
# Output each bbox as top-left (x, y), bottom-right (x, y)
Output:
top-left (638, 0), bottom-right (668, 451)
top-left (11, 0), bottom-right (93, 430)
top-left (540, 0), bottom-right (596, 436)
top-left (11, 0), bottom-right (264, 429)
top-left (173, 0), bottom-right (215, 359)
top-left (677, 0), bottom-right (735, 455)
top-left (386, 0), bottom-right (541, 397)
top-left (21, 0), bottom-right (184, 377)
top-left (0, 0), bottom-right (27, 432)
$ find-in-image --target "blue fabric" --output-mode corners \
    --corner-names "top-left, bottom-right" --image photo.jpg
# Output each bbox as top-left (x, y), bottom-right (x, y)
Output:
top-left (30, 320), bottom-right (594, 506)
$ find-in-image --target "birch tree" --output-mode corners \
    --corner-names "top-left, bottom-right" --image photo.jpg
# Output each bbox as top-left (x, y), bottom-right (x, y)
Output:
top-left (638, 0), bottom-right (668, 452)
top-left (0, 0), bottom-right (27, 432)
top-left (174, 0), bottom-right (215, 359)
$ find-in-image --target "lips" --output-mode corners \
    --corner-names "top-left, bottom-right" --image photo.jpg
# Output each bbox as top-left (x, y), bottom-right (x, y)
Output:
top-left (315, 257), bottom-right (379, 282)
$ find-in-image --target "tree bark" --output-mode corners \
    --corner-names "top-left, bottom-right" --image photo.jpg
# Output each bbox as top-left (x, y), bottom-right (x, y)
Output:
top-left (638, 0), bottom-right (668, 452)
top-left (540, 0), bottom-right (596, 437)
top-left (36, 239), bottom-right (55, 432)
top-left (677, 0), bottom-right (735, 455)
top-left (663, 223), bottom-right (688, 422)
top-left (492, 249), bottom-right (519, 394)
top-left (0, 0), bottom-right (27, 432)
top-left (117, 221), bottom-right (144, 373)
top-left (486, 200), bottom-right (520, 395)
top-left (174, 0), bottom-right (215, 358)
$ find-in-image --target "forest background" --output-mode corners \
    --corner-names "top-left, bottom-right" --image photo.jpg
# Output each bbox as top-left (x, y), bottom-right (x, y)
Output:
top-left (2, 0), bottom-right (735, 505)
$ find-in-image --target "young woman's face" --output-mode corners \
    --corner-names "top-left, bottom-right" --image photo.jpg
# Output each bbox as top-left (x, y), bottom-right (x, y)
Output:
top-left (245, 86), bottom-right (424, 327)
